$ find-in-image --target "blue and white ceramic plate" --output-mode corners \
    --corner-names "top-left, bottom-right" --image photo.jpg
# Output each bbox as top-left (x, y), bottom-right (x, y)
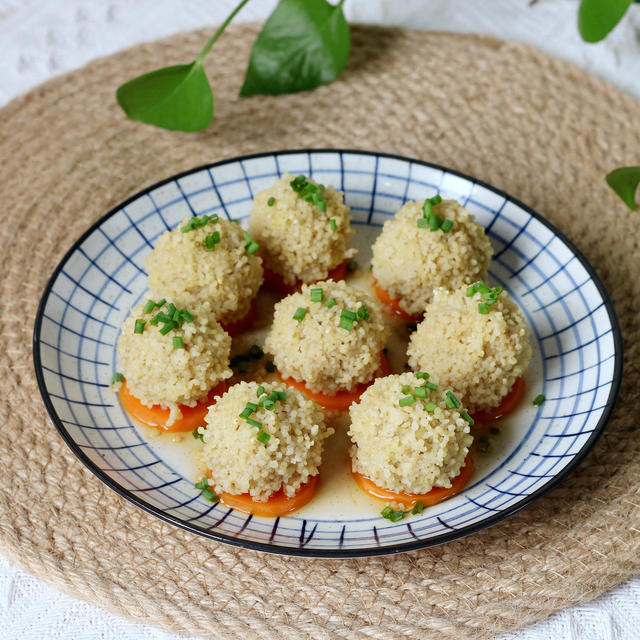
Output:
top-left (33, 150), bottom-right (622, 557)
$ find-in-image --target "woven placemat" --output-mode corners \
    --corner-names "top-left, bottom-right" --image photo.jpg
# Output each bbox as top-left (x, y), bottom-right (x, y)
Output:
top-left (0, 23), bottom-right (638, 639)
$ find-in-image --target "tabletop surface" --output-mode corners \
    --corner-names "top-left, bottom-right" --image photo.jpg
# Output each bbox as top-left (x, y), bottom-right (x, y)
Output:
top-left (1, 0), bottom-right (638, 638)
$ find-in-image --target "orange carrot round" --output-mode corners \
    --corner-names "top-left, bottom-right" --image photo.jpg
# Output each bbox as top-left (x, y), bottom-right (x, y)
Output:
top-left (352, 455), bottom-right (474, 507)
top-left (261, 259), bottom-right (349, 296)
top-left (278, 351), bottom-right (391, 411)
top-left (471, 377), bottom-right (526, 424)
top-left (119, 379), bottom-right (228, 432)
top-left (220, 297), bottom-right (257, 337)
top-left (217, 475), bottom-right (318, 517)
top-left (371, 278), bottom-right (422, 323)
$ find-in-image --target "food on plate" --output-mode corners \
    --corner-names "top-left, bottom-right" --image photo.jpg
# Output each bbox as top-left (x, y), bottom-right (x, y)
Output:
top-left (264, 279), bottom-right (390, 409)
top-left (371, 197), bottom-right (493, 319)
top-left (145, 215), bottom-right (263, 331)
top-left (249, 173), bottom-right (355, 291)
top-left (198, 381), bottom-right (332, 515)
top-left (349, 372), bottom-right (474, 504)
top-left (407, 282), bottom-right (532, 414)
top-left (116, 298), bottom-right (232, 428)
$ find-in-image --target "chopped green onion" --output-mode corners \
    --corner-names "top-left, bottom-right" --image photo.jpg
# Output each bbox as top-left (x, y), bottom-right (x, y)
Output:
top-left (246, 417), bottom-right (262, 428)
top-left (155, 298), bottom-right (166, 308)
top-left (172, 309), bottom-right (182, 323)
top-left (111, 372), bottom-right (124, 384)
top-left (347, 260), bottom-right (358, 272)
top-left (415, 372), bottom-right (430, 380)
top-left (246, 241), bottom-right (260, 255)
top-left (154, 312), bottom-right (171, 323)
top-left (249, 345), bottom-right (264, 359)
top-left (192, 428), bottom-right (204, 442)
top-left (478, 303), bottom-right (490, 314)
top-left (381, 506), bottom-right (393, 519)
top-left (275, 390), bottom-right (287, 402)
top-left (257, 430), bottom-right (271, 444)
top-left (356, 305), bottom-right (370, 321)
top-left (194, 477), bottom-right (218, 502)
top-left (172, 336), bottom-right (184, 349)
top-left (256, 385), bottom-right (265, 398)
top-left (402, 384), bottom-right (411, 394)
top-left (293, 307), bottom-right (307, 322)
top-left (134, 319), bottom-right (146, 334)
top-left (466, 285), bottom-right (475, 297)
top-left (422, 200), bottom-right (433, 219)
top-left (239, 407), bottom-right (254, 419)
top-left (430, 195), bottom-right (443, 205)
top-left (159, 322), bottom-right (173, 336)
top-left (204, 231), bottom-right (221, 251)
top-left (389, 510), bottom-right (404, 522)
top-left (411, 501), bottom-right (425, 514)
top-left (180, 309), bottom-right (194, 323)
top-left (424, 402), bottom-right (437, 412)
top-left (149, 315), bottom-right (160, 326)
top-left (267, 197), bottom-right (275, 206)
top-left (265, 360), bottom-right (275, 373)
top-left (445, 391), bottom-right (461, 409)
top-left (460, 410), bottom-right (474, 425)
top-left (330, 218), bottom-right (337, 231)
top-left (269, 390), bottom-right (279, 402)
top-left (441, 219), bottom-right (453, 233)
top-left (399, 395), bottom-right (415, 407)
top-left (339, 317), bottom-right (353, 331)
top-left (325, 298), bottom-right (337, 309)
top-left (143, 300), bottom-right (156, 314)
top-left (533, 394), bottom-right (546, 406)
top-left (316, 200), bottom-right (327, 212)
top-left (166, 303), bottom-right (176, 318)
top-left (341, 309), bottom-right (357, 321)
top-left (417, 218), bottom-right (430, 229)
top-left (259, 397), bottom-right (276, 410)
top-left (429, 214), bottom-right (443, 231)
top-left (425, 381), bottom-right (438, 391)
top-left (413, 386), bottom-right (427, 398)
top-left (245, 402), bottom-right (258, 412)
top-left (310, 288), bottom-right (323, 303)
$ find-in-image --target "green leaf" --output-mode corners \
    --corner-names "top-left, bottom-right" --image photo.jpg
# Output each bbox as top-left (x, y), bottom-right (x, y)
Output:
top-left (606, 166), bottom-right (640, 211)
top-left (578, 0), bottom-right (633, 42)
top-left (240, 0), bottom-right (350, 97)
top-left (116, 62), bottom-right (213, 132)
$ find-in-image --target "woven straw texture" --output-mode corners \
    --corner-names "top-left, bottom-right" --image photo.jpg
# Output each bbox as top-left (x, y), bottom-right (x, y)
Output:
top-left (0, 23), bottom-right (638, 639)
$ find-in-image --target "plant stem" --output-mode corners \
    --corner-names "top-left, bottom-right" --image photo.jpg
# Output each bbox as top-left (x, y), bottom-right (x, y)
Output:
top-left (197, 0), bottom-right (252, 63)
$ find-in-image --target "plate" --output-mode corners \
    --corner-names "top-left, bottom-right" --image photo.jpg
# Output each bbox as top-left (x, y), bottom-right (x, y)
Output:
top-left (33, 150), bottom-right (622, 557)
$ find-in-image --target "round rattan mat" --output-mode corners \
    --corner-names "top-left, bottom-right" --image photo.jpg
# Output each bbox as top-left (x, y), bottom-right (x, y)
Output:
top-left (0, 23), bottom-right (638, 639)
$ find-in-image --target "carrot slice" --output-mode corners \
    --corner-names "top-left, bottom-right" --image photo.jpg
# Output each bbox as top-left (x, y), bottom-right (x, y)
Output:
top-left (352, 455), bottom-right (474, 507)
top-left (220, 297), bottom-right (257, 337)
top-left (261, 259), bottom-right (349, 295)
top-left (471, 377), bottom-right (526, 424)
top-left (278, 352), bottom-right (391, 411)
top-left (217, 475), bottom-right (319, 517)
top-left (119, 379), bottom-right (228, 432)
top-left (371, 278), bottom-right (422, 323)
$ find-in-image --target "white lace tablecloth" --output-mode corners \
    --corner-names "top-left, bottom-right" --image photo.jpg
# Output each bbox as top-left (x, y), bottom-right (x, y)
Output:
top-left (1, 1), bottom-right (638, 638)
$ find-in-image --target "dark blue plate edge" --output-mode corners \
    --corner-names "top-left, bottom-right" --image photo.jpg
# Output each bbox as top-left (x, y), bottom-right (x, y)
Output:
top-left (32, 148), bottom-right (624, 559)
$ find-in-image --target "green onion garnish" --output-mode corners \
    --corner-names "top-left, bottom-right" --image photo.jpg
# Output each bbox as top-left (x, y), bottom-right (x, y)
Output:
top-left (478, 303), bottom-right (490, 314)
top-left (466, 286), bottom-right (475, 297)
top-left (424, 402), bottom-right (437, 412)
top-left (134, 319), bottom-right (146, 334)
top-left (246, 417), bottom-right (262, 428)
top-left (325, 298), bottom-right (337, 309)
top-left (166, 303), bottom-right (176, 317)
top-left (239, 407), bottom-right (254, 419)
top-left (402, 384), bottom-right (411, 394)
top-left (249, 345), bottom-right (264, 359)
top-left (245, 402), bottom-right (258, 412)
top-left (154, 312), bottom-right (171, 323)
top-left (415, 372), bottom-right (430, 380)
top-left (413, 387), bottom-right (427, 399)
top-left (155, 298), bottom-right (166, 308)
top-left (111, 372), bottom-right (124, 384)
top-left (256, 385), bottom-right (265, 398)
top-left (330, 218), bottom-right (337, 231)
top-left (389, 510), bottom-right (404, 522)
top-left (159, 322), bottom-right (174, 336)
top-left (347, 260), bottom-right (358, 272)
top-left (172, 309), bottom-right (182, 324)
top-left (259, 397), bottom-right (276, 411)
top-left (429, 214), bottom-right (443, 231)
top-left (422, 200), bottom-right (433, 219)
top-left (310, 288), bottom-right (323, 303)
top-left (431, 195), bottom-right (443, 205)
top-left (246, 241), bottom-right (260, 255)
top-left (192, 428), bottom-right (204, 442)
top-left (257, 430), bottom-right (270, 444)
top-left (293, 307), bottom-right (307, 322)
top-left (356, 305), bottom-right (370, 321)
top-left (533, 394), bottom-right (545, 406)
top-left (172, 336), bottom-right (184, 349)
top-left (445, 391), bottom-right (461, 409)
top-left (381, 506), bottom-right (393, 518)
top-left (276, 390), bottom-right (287, 402)
top-left (143, 300), bottom-right (156, 314)
top-left (425, 381), bottom-right (438, 391)
top-left (339, 317), bottom-right (353, 331)
top-left (460, 410), bottom-right (474, 425)
top-left (180, 309), bottom-right (194, 323)
top-left (411, 501), bottom-right (424, 514)
top-left (399, 395), bottom-right (415, 407)
top-left (267, 197), bottom-right (275, 206)
top-left (441, 219), bottom-right (453, 233)
top-left (341, 309), bottom-right (357, 321)
top-left (417, 218), bottom-right (429, 229)
top-left (194, 477), bottom-right (218, 502)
